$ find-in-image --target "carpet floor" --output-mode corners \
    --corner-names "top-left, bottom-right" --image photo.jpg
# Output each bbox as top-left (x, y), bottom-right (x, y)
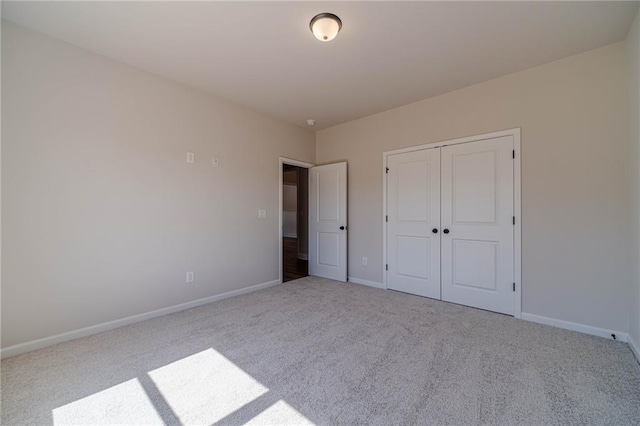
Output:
top-left (2, 276), bottom-right (640, 425)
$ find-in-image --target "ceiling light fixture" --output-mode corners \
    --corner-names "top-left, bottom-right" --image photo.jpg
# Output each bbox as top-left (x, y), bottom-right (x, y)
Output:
top-left (307, 119), bottom-right (316, 126)
top-left (309, 13), bottom-right (342, 42)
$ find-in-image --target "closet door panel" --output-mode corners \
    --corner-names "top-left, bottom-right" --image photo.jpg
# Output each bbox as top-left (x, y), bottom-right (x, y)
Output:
top-left (386, 148), bottom-right (441, 299)
top-left (441, 136), bottom-right (514, 314)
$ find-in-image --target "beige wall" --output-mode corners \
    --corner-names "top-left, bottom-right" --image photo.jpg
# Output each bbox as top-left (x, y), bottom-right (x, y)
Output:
top-left (627, 11), bottom-right (640, 349)
top-left (317, 43), bottom-right (629, 333)
top-left (1, 21), bottom-right (315, 348)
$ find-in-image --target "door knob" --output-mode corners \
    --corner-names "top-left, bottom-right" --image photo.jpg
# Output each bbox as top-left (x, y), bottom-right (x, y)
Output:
top-left (432, 228), bottom-right (438, 234)
top-left (443, 229), bottom-right (450, 234)
top-left (339, 226), bottom-right (345, 230)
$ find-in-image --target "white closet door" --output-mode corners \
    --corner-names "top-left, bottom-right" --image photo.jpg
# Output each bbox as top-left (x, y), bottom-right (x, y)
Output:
top-left (386, 148), bottom-right (441, 298)
top-left (309, 162), bottom-right (348, 282)
top-left (441, 136), bottom-right (514, 314)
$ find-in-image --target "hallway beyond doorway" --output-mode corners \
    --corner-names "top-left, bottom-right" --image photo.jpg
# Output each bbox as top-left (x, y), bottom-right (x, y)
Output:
top-left (283, 237), bottom-right (308, 282)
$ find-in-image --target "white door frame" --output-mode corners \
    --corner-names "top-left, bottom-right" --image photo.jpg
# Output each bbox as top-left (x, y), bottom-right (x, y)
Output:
top-left (279, 157), bottom-right (315, 283)
top-left (382, 128), bottom-right (522, 318)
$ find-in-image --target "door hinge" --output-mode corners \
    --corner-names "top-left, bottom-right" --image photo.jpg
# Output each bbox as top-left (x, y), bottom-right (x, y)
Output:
top-left (386, 264), bottom-right (388, 271)
top-left (513, 282), bottom-right (516, 292)
top-left (386, 215), bottom-right (388, 222)
top-left (513, 216), bottom-right (516, 225)
top-left (385, 167), bottom-right (389, 173)
top-left (512, 150), bottom-right (515, 159)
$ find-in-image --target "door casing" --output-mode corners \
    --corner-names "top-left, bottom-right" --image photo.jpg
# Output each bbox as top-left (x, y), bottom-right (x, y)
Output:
top-left (382, 128), bottom-right (522, 318)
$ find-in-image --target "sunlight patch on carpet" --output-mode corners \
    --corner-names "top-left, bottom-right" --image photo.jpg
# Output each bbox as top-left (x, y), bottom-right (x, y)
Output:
top-left (148, 348), bottom-right (269, 424)
top-left (246, 399), bottom-right (314, 425)
top-left (52, 378), bottom-right (163, 425)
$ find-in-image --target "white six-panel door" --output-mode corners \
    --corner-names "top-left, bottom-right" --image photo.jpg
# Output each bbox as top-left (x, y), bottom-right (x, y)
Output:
top-left (385, 136), bottom-right (515, 315)
top-left (309, 162), bottom-right (348, 282)
top-left (440, 137), bottom-right (514, 314)
top-left (386, 149), bottom-right (441, 298)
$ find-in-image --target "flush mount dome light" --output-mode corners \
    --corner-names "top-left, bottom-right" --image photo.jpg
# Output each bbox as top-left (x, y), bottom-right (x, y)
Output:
top-left (309, 13), bottom-right (342, 42)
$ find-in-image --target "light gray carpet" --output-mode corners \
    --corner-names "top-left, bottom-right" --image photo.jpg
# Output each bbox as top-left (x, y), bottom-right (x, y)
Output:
top-left (2, 276), bottom-right (640, 425)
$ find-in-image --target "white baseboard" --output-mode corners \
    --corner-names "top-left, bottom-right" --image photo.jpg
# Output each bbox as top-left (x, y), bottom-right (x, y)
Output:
top-left (348, 276), bottom-right (385, 289)
top-left (297, 253), bottom-right (308, 260)
top-left (1, 279), bottom-right (281, 359)
top-left (282, 233), bottom-right (297, 238)
top-left (521, 312), bottom-right (628, 342)
top-left (629, 335), bottom-right (640, 364)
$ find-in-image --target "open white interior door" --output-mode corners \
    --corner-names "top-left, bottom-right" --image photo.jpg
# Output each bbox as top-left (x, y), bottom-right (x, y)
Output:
top-left (309, 162), bottom-right (347, 282)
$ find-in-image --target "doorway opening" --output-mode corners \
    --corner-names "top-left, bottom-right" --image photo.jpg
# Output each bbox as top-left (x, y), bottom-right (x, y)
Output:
top-left (281, 163), bottom-right (310, 282)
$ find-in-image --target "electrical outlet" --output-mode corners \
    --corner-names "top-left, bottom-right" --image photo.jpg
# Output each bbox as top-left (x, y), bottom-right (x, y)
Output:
top-left (212, 157), bottom-right (219, 167)
top-left (258, 209), bottom-right (267, 219)
top-left (186, 152), bottom-right (195, 164)
top-left (362, 257), bottom-right (368, 266)
top-left (186, 271), bottom-right (194, 283)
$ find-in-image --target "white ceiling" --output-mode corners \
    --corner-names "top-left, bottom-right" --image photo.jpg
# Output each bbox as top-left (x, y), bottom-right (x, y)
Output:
top-left (2, 1), bottom-right (638, 129)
